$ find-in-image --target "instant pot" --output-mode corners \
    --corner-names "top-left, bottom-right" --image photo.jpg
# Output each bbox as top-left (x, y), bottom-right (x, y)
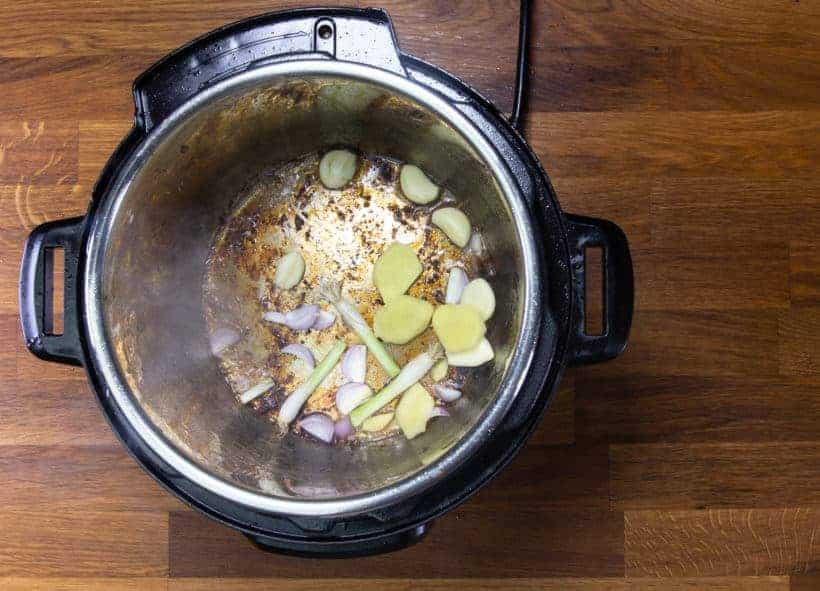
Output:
top-left (19, 7), bottom-right (633, 556)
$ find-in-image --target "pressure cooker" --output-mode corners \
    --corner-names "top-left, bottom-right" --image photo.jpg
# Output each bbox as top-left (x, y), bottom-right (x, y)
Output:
top-left (19, 7), bottom-right (633, 556)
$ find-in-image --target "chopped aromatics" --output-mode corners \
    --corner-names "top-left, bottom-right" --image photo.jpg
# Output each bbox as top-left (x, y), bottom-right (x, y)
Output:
top-left (429, 358), bottom-right (448, 382)
top-left (395, 383), bottom-right (435, 439)
top-left (460, 278), bottom-right (496, 321)
top-left (373, 242), bottom-right (422, 303)
top-left (320, 280), bottom-right (401, 377)
top-left (312, 309), bottom-right (336, 330)
top-left (221, 151), bottom-right (495, 443)
top-left (263, 304), bottom-right (319, 331)
top-left (361, 413), bottom-right (394, 432)
top-left (431, 207), bottom-right (471, 248)
top-left (432, 304), bottom-right (486, 353)
top-left (281, 344), bottom-right (316, 372)
top-left (445, 267), bottom-right (468, 304)
top-left (319, 149), bottom-right (357, 189)
top-left (334, 416), bottom-right (354, 440)
top-left (274, 250), bottom-right (306, 289)
top-left (446, 337), bottom-right (494, 367)
top-left (298, 413), bottom-right (335, 443)
top-left (239, 379), bottom-right (275, 405)
top-left (399, 164), bottom-right (440, 204)
top-left (467, 231), bottom-right (484, 256)
top-left (278, 340), bottom-right (346, 426)
top-left (433, 383), bottom-right (462, 402)
top-left (349, 343), bottom-right (443, 427)
top-left (341, 344), bottom-right (367, 383)
top-left (335, 382), bottom-right (373, 415)
top-left (374, 295), bottom-right (434, 345)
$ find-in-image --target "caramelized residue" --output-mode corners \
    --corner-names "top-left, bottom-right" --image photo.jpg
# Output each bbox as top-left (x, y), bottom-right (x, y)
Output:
top-left (204, 153), bottom-right (478, 442)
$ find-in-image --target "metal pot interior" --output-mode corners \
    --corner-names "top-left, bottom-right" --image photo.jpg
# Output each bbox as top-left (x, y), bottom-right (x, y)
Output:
top-left (99, 70), bottom-right (529, 509)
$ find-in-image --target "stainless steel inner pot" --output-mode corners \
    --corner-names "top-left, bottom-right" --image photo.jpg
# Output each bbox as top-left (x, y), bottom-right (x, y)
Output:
top-left (83, 61), bottom-right (541, 517)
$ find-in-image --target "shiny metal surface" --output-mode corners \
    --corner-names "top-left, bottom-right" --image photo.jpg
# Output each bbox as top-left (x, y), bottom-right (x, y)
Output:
top-left (83, 60), bottom-right (541, 517)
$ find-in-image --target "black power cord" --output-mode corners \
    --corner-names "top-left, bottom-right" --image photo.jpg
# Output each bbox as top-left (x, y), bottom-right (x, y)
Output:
top-left (508, 0), bottom-right (531, 134)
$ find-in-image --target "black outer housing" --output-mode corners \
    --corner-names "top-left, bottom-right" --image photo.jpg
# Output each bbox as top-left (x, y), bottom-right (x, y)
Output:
top-left (18, 8), bottom-right (633, 557)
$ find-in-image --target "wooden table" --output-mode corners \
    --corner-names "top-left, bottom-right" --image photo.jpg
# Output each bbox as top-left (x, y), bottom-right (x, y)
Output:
top-left (2, 1), bottom-right (819, 589)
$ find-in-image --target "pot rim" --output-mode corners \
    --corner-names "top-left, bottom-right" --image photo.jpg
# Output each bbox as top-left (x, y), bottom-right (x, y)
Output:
top-left (82, 59), bottom-right (542, 517)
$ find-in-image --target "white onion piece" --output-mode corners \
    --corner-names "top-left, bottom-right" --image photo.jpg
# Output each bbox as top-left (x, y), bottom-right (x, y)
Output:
top-left (335, 382), bottom-right (373, 415)
top-left (239, 379), bottom-right (275, 404)
top-left (445, 267), bottom-right (468, 304)
top-left (341, 344), bottom-right (367, 383)
top-left (263, 304), bottom-right (319, 331)
top-left (433, 384), bottom-right (462, 402)
top-left (334, 416), bottom-right (354, 441)
top-left (312, 309), bottom-right (336, 330)
top-left (210, 327), bottom-right (239, 356)
top-left (430, 406), bottom-right (451, 418)
top-left (281, 344), bottom-right (315, 371)
top-left (298, 413), bottom-right (335, 443)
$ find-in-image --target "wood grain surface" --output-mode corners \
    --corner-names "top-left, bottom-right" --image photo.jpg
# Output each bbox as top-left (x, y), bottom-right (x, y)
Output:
top-left (0, 0), bottom-right (818, 589)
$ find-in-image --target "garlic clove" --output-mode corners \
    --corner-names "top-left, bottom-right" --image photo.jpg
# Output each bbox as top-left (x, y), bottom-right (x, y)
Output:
top-left (319, 149), bottom-right (357, 189)
top-left (400, 164), bottom-right (440, 204)
top-left (274, 250), bottom-right (305, 289)
top-left (460, 278), bottom-right (496, 320)
top-left (431, 207), bottom-right (471, 248)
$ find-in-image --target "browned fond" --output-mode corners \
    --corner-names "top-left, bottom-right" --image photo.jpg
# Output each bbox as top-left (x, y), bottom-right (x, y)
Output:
top-left (204, 153), bottom-right (475, 435)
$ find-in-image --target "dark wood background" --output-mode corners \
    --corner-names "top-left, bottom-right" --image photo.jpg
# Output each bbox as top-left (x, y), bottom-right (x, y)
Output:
top-left (1, 0), bottom-right (819, 589)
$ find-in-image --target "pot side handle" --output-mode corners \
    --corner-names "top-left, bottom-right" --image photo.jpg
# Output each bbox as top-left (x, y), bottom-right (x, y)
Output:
top-left (565, 214), bottom-right (634, 366)
top-left (245, 522), bottom-right (429, 558)
top-left (19, 217), bottom-right (85, 366)
top-left (133, 7), bottom-right (406, 132)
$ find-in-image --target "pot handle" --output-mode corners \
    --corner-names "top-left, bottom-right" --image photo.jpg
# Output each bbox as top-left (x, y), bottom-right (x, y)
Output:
top-left (19, 217), bottom-right (85, 366)
top-left (245, 522), bottom-right (429, 558)
top-left (133, 7), bottom-right (406, 132)
top-left (565, 214), bottom-right (634, 366)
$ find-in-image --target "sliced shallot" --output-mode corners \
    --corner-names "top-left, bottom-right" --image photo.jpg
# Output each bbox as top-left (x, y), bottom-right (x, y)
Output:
top-left (467, 232), bottom-right (484, 256)
top-left (433, 384), bottom-right (462, 402)
top-left (429, 406), bottom-right (451, 418)
top-left (445, 267), bottom-right (468, 304)
top-left (334, 416), bottom-right (354, 441)
top-left (312, 309), bottom-right (336, 330)
top-left (336, 382), bottom-right (373, 415)
top-left (298, 413), bottom-right (335, 444)
top-left (341, 344), bottom-right (367, 383)
top-left (240, 379), bottom-right (275, 404)
top-left (281, 344), bottom-right (315, 371)
top-left (263, 304), bottom-right (319, 331)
